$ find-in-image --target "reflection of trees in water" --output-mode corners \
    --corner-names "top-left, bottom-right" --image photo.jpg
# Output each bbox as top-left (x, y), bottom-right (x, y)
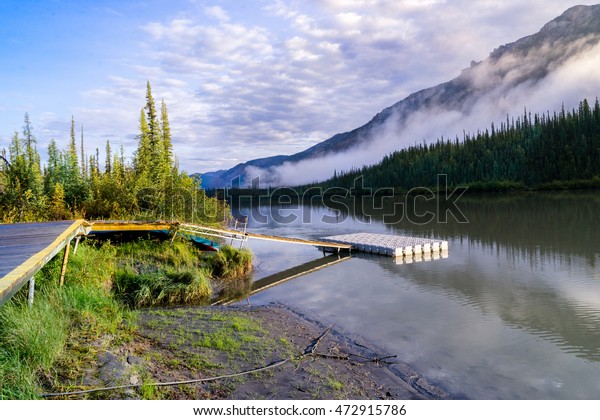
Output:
top-left (231, 192), bottom-right (600, 263)
top-left (333, 192), bottom-right (600, 264)
top-left (231, 193), bottom-right (600, 361)
top-left (377, 254), bottom-right (600, 363)
top-left (353, 191), bottom-right (600, 362)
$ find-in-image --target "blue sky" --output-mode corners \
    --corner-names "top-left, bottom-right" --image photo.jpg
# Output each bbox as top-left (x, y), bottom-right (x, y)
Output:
top-left (0, 0), bottom-right (597, 173)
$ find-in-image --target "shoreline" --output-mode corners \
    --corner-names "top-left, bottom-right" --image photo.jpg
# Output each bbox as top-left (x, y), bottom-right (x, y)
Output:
top-left (44, 301), bottom-right (450, 400)
top-left (235, 301), bottom-right (452, 400)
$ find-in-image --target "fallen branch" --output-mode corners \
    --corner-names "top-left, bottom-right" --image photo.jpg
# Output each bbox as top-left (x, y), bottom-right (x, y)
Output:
top-left (314, 352), bottom-right (397, 365)
top-left (314, 352), bottom-right (349, 360)
top-left (303, 325), bottom-right (333, 356)
top-left (349, 353), bottom-right (398, 365)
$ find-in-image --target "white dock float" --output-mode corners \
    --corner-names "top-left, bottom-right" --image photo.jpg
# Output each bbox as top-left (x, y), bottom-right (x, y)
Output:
top-left (321, 233), bottom-right (448, 258)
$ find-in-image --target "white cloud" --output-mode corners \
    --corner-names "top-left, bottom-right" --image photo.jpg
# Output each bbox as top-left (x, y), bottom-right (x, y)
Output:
top-left (245, 30), bottom-right (600, 187)
top-left (204, 5), bottom-right (230, 22)
top-left (30, 0), bottom-right (596, 176)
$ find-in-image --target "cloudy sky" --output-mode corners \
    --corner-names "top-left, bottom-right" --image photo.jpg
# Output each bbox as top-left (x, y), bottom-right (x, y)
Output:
top-left (0, 0), bottom-right (596, 173)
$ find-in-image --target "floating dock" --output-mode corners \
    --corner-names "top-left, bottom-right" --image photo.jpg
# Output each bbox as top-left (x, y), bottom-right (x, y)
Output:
top-left (1, 220), bottom-right (448, 308)
top-left (321, 233), bottom-right (448, 257)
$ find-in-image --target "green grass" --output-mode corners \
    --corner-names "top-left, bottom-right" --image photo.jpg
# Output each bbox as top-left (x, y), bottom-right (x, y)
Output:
top-left (102, 237), bottom-right (221, 309)
top-left (193, 312), bottom-right (265, 359)
top-left (0, 292), bottom-right (67, 399)
top-left (0, 243), bottom-right (127, 399)
top-left (114, 266), bottom-right (212, 308)
top-left (205, 245), bottom-right (253, 279)
top-left (328, 377), bottom-right (344, 391)
top-left (0, 237), bottom-right (256, 399)
top-left (111, 241), bottom-right (253, 307)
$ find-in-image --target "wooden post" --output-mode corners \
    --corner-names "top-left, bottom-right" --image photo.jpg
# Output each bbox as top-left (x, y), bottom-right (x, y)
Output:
top-left (28, 276), bottom-right (35, 307)
top-left (59, 241), bottom-right (71, 286)
top-left (73, 236), bottom-right (81, 254)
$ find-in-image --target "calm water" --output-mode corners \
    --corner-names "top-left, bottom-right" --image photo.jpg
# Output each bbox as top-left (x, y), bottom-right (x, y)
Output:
top-left (233, 192), bottom-right (600, 399)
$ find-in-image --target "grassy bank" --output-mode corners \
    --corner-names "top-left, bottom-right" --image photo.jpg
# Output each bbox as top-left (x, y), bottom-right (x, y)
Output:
top-left (0, 237), bottom-right (253, 399)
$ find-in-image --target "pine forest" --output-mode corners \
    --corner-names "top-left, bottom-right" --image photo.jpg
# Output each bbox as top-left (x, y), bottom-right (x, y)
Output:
top-left (320, 98), bottom-right (600, 193)
top-left (0, 82), bottom-right (227, 224)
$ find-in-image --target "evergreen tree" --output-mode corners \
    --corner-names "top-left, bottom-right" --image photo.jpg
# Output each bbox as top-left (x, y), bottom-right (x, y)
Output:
top-left (69, 116), bottom-right (78, 170)
top-left (160, 98), bottom-right (173, 180)
top-left (21, 115), bottom-right (43, 200)
top-left (134, 108), bottom-right (151, 182)
top-left (80, 125), bottom-right (87, 179)
top-left (1, 84), bottom-right (229, 224)
top-left (49, 182), bottom-right (67, 220)
top-left (1, 116), bottom-right (45, 220)
top-left (146, 81), bottom-right (160, 145)
top-left (45, 139), bottom-right (60, 195)
top-left (319, 98), bottom-right (600, 192)
top-left (23, 113), bottom-right (36, 166)
top-left (105, 140), bottom-right (112, 176)
top-left (144, 82), bottom-right (164, 184)
top-left (59, 115), bottom-right (87, 209)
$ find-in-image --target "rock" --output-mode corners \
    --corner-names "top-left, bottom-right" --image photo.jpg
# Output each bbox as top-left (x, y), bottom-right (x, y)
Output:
top-left (98, 351), bottom-right (130, 385)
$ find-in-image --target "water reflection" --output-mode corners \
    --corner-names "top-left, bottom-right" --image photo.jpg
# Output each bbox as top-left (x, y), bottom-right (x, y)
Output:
top-left (234, 192), bottom-right (600, 262)
top-left (232, 192), bottom-right (600, 398)
top-left (379, 252), bottom-right (600, 362)
top-left (215, 254), bottom-right (350, 304)
top-left (351, 192), bottom-right (600, 263)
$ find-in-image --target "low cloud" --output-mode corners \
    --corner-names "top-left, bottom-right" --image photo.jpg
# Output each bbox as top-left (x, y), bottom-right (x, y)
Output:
top-left (245, 36), bottom-right (600, 187)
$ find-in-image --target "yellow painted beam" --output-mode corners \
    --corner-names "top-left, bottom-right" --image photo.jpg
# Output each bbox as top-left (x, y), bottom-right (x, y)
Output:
top-left (89, 221), bottom-right (176, 232)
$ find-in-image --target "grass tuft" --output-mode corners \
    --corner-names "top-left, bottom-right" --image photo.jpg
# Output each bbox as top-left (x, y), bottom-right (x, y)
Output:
top-left (205, 246), bottom-right (253, 279)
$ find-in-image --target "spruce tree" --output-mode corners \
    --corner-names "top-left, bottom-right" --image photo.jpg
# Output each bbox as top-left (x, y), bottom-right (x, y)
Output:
top-left (160, 98), bottom-right (173, 180)
top-left (144, 82), bottom-right (164, 184)
top-left (45, 139), bottom-right (60, 195)
top-left (134, 108), bottom-right (151, 183)
top-left (105, 140), bottom-right (112, 176)
top-left (61, 115), bottom-right (86, 209)
top-left (69, 116), bottom-right (78, 171)
top-left (21, 115), bottom-right (43, 200)
top-left (23, 113), bottom-right (36, 166)
top-left (80, 125), bottom-right (87, 179)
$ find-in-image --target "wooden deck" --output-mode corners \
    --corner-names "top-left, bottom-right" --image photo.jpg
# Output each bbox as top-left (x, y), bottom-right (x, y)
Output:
top-left (0, 220), bottom-right (90, 306)
top-left (0, 219), bottom-right (352, 307)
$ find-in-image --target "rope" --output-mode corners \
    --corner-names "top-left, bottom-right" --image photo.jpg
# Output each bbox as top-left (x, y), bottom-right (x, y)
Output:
top-left (40, 358), bottom-right (290, 398)
top-left (40, 326), bottom-right (334, 398)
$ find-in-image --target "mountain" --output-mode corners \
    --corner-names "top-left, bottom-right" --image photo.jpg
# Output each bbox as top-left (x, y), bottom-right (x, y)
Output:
top-left (198, 5), bottom-right (600, 189)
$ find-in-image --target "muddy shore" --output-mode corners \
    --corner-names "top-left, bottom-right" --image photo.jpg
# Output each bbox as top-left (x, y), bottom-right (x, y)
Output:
top-left (48, 302), bottom-right (450, 400)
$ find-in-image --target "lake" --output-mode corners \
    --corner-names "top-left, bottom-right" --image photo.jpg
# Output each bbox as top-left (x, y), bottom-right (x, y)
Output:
top-left (231, 192), bottom-right (600, 399)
